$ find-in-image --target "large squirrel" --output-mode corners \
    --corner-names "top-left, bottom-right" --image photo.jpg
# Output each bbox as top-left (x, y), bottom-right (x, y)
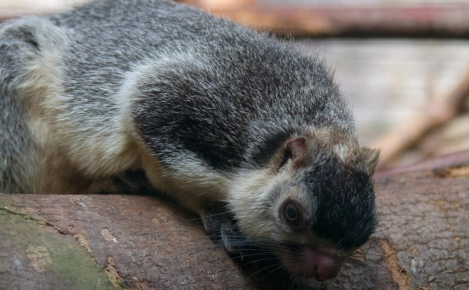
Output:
top-left (0, 0), bottom-right (379, 281)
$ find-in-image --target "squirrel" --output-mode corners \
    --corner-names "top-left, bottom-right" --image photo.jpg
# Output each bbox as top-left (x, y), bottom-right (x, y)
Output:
top-left (0, 0), bottom-right (379, 282)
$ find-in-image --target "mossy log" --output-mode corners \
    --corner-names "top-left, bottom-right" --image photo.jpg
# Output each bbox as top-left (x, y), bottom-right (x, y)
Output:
top-left (1, 167), bottom-right (468, 289)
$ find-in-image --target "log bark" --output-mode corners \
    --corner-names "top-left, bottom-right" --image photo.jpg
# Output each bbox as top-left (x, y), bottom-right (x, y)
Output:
top-left (1, 166), bottom-right (468, 289)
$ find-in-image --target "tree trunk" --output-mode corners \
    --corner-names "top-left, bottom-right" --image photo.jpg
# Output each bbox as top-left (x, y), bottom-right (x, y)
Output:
top-left (1, 167), bottom-right (468, 289)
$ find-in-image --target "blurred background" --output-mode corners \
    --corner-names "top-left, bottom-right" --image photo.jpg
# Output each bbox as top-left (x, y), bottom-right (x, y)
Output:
top-left (2, 0), bottom-right (469, 172)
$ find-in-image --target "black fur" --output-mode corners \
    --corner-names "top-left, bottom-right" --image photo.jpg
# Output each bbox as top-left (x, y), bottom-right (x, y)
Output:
top-left (134, 30), bottom-right (351, 171)
top-left (307, 155), bottom-right (377, 249)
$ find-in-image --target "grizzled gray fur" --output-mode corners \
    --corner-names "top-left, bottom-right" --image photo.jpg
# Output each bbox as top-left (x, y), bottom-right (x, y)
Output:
top-left (0, 0), bottom-right (379, 281)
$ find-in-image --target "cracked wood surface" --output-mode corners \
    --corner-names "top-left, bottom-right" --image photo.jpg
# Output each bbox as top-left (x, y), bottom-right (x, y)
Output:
top-left (373, 168), bottom-right (469, 289)
top-left (1, 168), bottom-right (468, 289)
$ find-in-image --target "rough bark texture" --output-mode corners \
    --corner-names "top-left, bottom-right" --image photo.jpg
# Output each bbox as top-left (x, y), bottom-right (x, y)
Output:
top-left (375, 168), bottom-right (469, 289)
top-left (1, 167), bottom-right (468, 289)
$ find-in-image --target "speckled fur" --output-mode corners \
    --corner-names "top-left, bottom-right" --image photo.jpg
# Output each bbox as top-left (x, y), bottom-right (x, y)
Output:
top-left (0, 0), bottom-right (379, 278)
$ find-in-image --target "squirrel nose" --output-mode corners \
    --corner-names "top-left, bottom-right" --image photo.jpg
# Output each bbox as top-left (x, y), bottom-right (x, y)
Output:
top-left (310, 250), bottom-right (342, 281)
top-left (313, 251), bottom-right (342, 281)
top-left (294, 247), bottom-right (344, 281)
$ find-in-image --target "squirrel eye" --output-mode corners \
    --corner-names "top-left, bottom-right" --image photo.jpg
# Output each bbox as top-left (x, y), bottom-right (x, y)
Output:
top-left (284, 202), bottom-right (302, 226)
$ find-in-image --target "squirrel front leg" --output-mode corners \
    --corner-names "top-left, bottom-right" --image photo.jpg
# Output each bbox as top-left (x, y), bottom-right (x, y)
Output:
top-left (200, 207), bottom-right (248, 257)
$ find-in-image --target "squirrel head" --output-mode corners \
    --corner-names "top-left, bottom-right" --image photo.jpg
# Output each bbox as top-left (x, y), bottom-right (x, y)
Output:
top-left (229, 130), bottom-right (379, 281)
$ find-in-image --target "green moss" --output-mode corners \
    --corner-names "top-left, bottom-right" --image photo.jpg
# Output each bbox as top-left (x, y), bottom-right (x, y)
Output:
top-left (0, 206), bottom-right (123, 290)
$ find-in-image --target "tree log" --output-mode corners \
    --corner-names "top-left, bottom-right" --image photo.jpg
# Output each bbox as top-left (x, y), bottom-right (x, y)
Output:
top-left (1, 167), bottom-right (468, 289)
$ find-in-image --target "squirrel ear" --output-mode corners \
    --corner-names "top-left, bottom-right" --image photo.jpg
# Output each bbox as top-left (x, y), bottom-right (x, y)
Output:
top-left (285, 137), bottom-right (308, 168)
top-left (361, 147), bottom-right (380, 174)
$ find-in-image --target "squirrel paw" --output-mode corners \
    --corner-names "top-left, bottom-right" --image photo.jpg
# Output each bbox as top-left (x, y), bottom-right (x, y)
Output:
top-left (200, 208), bottom-right (246, 257)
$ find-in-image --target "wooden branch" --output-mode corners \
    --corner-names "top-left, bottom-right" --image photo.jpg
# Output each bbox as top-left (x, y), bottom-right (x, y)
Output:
top-left (198, 4), bottom-right (469, 38)
top-left (2, 167), bottom-right (469, 289)
top-left (376, 149), bottom-right (469, 177)
top-left (372, 67), bottom-right (469, 170)
top-left (373, 168), bottom-right (469, 289)
top-left (5, 3), bottom-right (469, 38)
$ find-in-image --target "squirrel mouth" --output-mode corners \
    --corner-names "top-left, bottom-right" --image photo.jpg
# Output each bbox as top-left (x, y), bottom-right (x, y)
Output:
top-left (282, 246), bottom-right (345, 281)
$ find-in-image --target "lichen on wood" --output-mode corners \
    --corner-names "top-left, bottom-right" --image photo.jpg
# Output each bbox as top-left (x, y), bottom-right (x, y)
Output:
top-left (1, 167), bottom-right (468, 289)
